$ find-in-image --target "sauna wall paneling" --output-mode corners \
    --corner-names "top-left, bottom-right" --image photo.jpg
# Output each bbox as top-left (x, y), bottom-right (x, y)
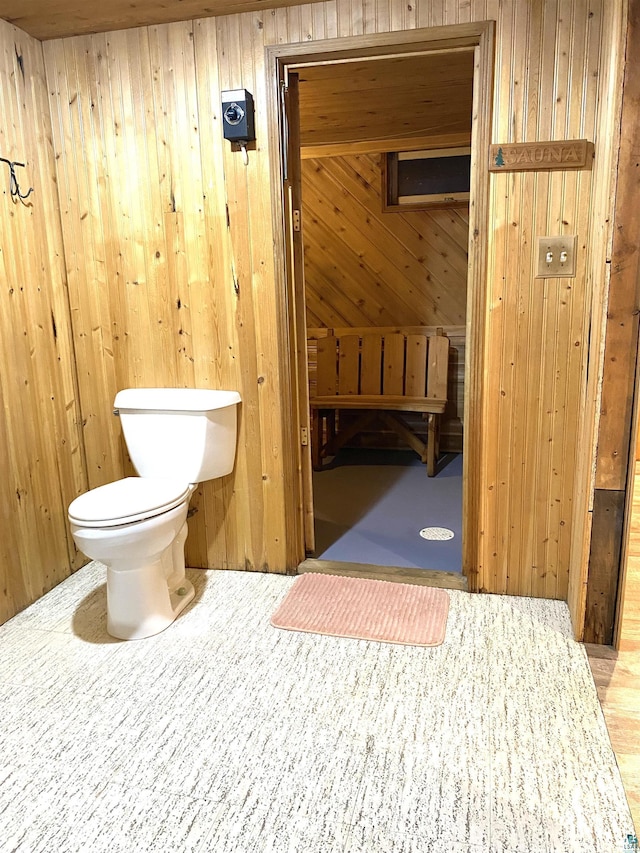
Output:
top-left (478, 0), bottom-right (604, 601)
top-left (42, 0), bottom-right (619, 601)
top-left (567, 0), bottom-right (626, 636)
top-left (44, 20), bottom-right (290, 573)
top-left (0, 20), bottom-right (87, 624)
top-left (301, 154), bottom-right (469, 330)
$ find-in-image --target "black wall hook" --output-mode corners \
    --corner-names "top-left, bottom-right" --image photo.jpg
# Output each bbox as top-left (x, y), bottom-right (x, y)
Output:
top-left (0, 157), bottom-right (34, 201)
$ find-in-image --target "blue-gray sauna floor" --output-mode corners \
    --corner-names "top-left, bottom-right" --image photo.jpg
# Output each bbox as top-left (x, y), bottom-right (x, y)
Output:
top-left (312, 449), bottom-right (463, 573)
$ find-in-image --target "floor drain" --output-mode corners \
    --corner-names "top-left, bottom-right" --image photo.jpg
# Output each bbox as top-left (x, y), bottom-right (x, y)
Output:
top-left (419, 527), bottom-right (454, 541)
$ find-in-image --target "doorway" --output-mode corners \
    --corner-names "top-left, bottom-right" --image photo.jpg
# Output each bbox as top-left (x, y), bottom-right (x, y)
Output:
top-left (266, 23), bottom-right (494, 587)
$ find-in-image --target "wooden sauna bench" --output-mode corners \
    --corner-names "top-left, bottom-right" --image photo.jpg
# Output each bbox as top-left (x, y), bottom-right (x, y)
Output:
top-left (308, 326), bottom-right (450, 476)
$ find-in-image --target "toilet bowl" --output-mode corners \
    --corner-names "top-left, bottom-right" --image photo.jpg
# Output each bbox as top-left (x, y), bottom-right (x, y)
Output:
top-left (69, 478), bottom-right (195, 640)
top-left (68, 388), bottom-right (240, 640)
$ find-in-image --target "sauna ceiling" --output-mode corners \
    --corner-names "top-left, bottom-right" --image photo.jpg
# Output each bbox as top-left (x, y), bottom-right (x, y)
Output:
top-left (0, 0), bottom-right (324, 39)
top-left (297, 50), bottom-right (475, 151)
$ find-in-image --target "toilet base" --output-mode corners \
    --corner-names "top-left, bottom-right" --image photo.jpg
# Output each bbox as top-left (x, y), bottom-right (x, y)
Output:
top-left (107, 565), bottom-right (195, 640)
top-left (71, 501), bottom-right (196, 640)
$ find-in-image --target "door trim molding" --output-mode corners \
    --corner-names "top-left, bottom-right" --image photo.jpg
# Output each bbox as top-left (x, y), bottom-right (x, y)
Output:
top-left (266, 21), bottom-right (496, 581)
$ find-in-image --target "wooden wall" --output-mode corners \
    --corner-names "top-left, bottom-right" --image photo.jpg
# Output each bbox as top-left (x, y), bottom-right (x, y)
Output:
top-left (0, 20), bottom-right (86, 624)
top-left (43, 24), bottom-right (291, 572)
top-left (301, 154), bottom-right (468, 329)
top-left (32, 0), bottom-right (622, 605)
top-left (588, 0), bottom-right (640, 645)
top-left (480, 1), bottom-right (608, 602)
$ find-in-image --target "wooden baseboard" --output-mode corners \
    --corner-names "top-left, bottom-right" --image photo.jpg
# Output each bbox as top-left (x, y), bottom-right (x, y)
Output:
top-left (297, 559), bottom-right (468, 590)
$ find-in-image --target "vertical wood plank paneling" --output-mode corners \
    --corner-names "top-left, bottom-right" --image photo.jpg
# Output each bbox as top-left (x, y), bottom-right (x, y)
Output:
top-left (317, 335), bottom-right (338, 393)
top-left (477, 0), bottom-right (614, 601)
top-left (405, 335), bottom-right (427, 396)
top-left (361, 334), bottom-right (383, 393)
top-left (47, 35), bottom-right (127, 483)
top-left (503, 1), bottom-right (531, 598)
top-left (335, 0), bottom-right (351, 37)
top-left (0, 20), bottom-right (87, 625)
top-left (337, 335), bottom-right (360, 393)
top-left (594, 11), bottom-right (639, 493)
top-left (192, 17), bottom-right (236, 568)
top-left (210, 15), bottom-right (259, 570)
top-left (246, 12), bottom-right (292, 569)
top-left (45, 18), bottom-right (293, 576)
top-left (585, 0), bottom-right (639, 643)
top-left (383, 333), bottom-right (405, 394)
top-left (568, 0), bottom-right (625, 635)
top-left (34, 0), bottom-right (622, 605)
top-left (375, 0), bottom-right (391, 34)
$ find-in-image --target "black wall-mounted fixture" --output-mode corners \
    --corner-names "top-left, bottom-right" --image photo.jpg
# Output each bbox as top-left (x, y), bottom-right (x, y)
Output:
top-left (0, 157), bottom-right (34, 201)
top-left (221, 89), bottom-right (255, 143)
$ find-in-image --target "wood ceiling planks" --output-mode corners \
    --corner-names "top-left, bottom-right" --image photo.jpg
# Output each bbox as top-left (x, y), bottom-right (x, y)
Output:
top-left (297, 50), bottom-right (475, 147)
top-left (0, 0), bottom-right (326, 40)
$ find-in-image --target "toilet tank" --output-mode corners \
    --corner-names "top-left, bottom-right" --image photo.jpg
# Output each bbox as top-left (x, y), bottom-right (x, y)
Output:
top-left (114, 388), bottom-right (241, 482)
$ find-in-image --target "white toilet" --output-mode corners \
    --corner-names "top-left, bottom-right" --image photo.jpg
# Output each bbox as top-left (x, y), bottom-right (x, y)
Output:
top-left (68, 388), bottom-right (241, 640)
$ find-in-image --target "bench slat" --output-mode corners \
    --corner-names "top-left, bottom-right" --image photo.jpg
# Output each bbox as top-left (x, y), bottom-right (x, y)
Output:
top-left (320, 325), bottom-right (465, 338)
top-left (361, 334), bottom-right (382, 395)
top-left (383, 333), bottom-right (405, 395)
top-left (427, 334), bottom-right (449, 402)
top-left (337, 334), bottom-right (360, 395)
top-left (316, 335), bottom-right (338, 395)
top-left (310, 394), bottom-right (446, 414)
top-left (405, 335), bottom-right (427, 396)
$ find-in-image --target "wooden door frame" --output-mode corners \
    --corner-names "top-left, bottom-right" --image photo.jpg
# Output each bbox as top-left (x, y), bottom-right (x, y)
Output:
top-left (611, 0), bottom-right (640, 649)
top-left (266, 22), bottom-right (495, 581)
top-left (582, 0), bottom-right (639, 645)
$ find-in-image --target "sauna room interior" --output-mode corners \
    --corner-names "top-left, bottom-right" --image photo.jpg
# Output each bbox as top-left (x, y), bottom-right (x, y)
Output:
top-left (297, 53), bottom-right (472, 575)
top-left (1, 0), bottom-right (640, 847)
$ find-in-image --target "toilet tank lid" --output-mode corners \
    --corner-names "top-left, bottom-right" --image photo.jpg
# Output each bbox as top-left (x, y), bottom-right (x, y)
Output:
top-left (114, 388), bottom-right (241, 412)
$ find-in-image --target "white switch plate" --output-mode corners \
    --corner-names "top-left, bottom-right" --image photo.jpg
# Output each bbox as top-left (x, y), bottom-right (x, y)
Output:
top-left (535, 235), bottom-right (577, 278)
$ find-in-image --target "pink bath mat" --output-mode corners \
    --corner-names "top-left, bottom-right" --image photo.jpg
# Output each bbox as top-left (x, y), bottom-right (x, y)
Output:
top-left (271, 573), bottom-right (449, 647)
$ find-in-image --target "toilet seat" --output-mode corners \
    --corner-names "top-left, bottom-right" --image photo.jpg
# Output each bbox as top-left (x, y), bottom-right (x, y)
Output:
top-left (68, 478), bottom-right (192, 528)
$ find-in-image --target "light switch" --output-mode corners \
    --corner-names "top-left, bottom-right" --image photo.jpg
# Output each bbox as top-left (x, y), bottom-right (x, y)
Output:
top-left (536, 235), bottom-right (577, 278)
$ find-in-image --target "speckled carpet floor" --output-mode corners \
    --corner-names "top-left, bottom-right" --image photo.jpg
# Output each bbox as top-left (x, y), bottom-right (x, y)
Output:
top-left (0, 563), bottom-right (634, 852)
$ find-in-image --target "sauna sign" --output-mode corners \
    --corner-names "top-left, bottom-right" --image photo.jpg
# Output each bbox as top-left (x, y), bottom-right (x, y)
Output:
top-left (489, 139), bottom-right (594, 172)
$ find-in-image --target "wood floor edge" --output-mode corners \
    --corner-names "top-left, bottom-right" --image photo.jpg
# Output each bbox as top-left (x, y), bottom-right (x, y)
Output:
top-left (585, 643), bottom-right (640, 833)
top-left (297, 559), bottom-right (468, 590)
